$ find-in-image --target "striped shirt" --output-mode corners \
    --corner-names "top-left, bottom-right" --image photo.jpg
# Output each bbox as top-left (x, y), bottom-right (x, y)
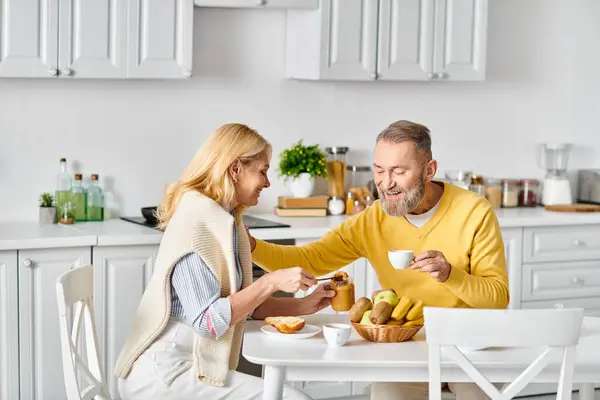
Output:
top-left (170, 226), bottom-right (242, 340)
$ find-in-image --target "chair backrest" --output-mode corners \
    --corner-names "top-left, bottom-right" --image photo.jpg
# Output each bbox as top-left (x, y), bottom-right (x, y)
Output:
top-left (56, 265), bottom-right (111, 400)
top-left (424, 307), bottom-right (584, 400)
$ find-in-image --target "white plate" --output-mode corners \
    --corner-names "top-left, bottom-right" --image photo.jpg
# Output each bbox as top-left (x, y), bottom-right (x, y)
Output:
top-left (261, 324), bottom-right (322, 340)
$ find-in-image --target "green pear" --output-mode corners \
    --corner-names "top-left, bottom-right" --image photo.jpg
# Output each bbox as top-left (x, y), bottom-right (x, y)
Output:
top-left (360, 310), bottom-right (373, 325)
top-left (373, 291), bottom-right (400, 307)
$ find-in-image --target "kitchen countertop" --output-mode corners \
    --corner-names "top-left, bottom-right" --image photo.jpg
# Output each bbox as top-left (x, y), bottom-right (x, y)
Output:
top-left (2, 207), bottom-right (600, 250)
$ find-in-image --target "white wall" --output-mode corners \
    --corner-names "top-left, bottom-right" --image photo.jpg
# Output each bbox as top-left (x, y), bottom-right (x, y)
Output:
top-left (1, 0), bottom-right (599, 222)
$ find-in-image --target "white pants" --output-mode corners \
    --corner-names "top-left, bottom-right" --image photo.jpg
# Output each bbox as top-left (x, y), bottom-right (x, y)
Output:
top-left (118, 319), bottom-right (312, 400)
top-left (371, 382), bottom-right (499, 400)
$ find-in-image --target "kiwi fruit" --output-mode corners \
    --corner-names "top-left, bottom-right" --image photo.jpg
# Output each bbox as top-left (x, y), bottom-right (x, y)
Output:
top-left (349, 297), bottom-right (373, 323)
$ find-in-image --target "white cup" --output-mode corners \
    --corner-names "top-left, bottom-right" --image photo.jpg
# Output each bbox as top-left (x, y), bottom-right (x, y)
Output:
top-left (388, 250), bottom-right (414, 269)
top-left (323, 323), bottom-right (352, 348)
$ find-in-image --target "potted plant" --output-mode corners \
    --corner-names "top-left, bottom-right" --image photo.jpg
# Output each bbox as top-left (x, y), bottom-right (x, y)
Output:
top-left (279, 140), bottom-right (328, 198)
top-left (39, 192), bottom-right (56, 224)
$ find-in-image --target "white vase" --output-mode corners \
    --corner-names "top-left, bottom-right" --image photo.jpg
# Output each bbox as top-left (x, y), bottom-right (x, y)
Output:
top-left (39, 207), bottom-right (56, 224)
top-left (289, 173), bottom-right (316, 198)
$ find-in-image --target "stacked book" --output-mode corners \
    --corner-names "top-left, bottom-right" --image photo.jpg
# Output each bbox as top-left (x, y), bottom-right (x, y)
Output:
top-left (274, 196), bottom-right (329, 217)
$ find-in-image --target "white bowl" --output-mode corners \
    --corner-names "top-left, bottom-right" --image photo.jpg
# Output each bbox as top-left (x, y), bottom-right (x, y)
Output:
top-left (388, 250), bottom-right (414, 269)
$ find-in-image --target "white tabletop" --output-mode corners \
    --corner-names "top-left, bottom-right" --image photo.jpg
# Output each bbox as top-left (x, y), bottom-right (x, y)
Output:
top-left (243, 314), bottom-right (600, 383)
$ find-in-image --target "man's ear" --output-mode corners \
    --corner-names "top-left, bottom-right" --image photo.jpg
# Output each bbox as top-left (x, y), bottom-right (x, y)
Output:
top-left (425, 159), bottom-right (438, 181)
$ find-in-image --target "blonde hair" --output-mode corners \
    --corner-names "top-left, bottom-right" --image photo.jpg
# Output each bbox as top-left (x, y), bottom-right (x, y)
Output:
top-left (156, 123), bottom-right (271, 230)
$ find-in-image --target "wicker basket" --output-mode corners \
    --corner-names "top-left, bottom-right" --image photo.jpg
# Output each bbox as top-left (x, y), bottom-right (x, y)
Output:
top-left (351, 322), bottom-right (423, 343)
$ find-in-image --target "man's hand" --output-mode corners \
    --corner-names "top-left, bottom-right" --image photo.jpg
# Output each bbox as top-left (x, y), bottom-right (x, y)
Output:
top-left (244, 225), bottom-right (256, 252)
top-left (411, 250), bottom-right (452, 282)
top-left (301, 283), bottom-right (336, 315)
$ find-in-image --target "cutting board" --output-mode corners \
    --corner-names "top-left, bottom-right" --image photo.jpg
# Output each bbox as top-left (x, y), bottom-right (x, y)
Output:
top-left (544, 204), bottom-right (600, 212)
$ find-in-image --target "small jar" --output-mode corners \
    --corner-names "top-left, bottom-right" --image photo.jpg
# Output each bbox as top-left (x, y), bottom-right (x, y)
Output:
top-left (469, 175), bottom-right (485, 196)
top-left (328, 197), bottom-right (345, 215)
top-left (364, 195), bottom-right (374, 207)
top-left (519, 179), bottom-right (539, 207)
top-left (331, 278), bottom-right (356, 312)
top-left (351, 199), bottom-right (365, 214)
top-left (501, 180), bottom-right (520, 208)
top-left (485, 179), bottom-right (502, 209)
top-left (59, 202), bottom-right (75, 225)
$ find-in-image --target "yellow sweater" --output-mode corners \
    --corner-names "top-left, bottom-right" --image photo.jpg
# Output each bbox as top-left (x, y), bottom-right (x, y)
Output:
top-left (253, 183), bottom-right (509, 309)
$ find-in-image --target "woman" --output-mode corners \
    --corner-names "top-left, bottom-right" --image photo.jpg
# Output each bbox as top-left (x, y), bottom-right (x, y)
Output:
top-left (115, 123), bottom-right (332, 399)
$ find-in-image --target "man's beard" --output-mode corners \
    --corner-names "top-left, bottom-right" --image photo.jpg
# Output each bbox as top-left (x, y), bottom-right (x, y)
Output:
top-left (378, 173), bottom-right (426, 217)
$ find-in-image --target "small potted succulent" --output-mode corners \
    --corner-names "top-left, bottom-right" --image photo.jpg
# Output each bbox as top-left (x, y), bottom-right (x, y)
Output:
top-left (39, 192), bottom-right (56, 224)
top-left (279, 140), bottom-right (328, 198)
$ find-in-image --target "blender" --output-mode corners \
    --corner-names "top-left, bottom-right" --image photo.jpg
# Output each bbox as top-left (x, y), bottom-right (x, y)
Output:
top-left (538, 143), bottom-right (573, 205)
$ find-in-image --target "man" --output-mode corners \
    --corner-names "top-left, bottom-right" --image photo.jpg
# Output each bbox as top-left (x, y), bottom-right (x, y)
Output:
top-left (248, 120), bottom-right (509, 400)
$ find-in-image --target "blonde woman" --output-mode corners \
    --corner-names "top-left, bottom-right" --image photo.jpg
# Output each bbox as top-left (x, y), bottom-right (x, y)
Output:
top-left (115, 124), bottom-right (332, 399)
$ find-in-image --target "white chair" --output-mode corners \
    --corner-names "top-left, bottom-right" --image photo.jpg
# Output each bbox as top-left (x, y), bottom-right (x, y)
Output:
top-left (424, 307), bottom-right (584, 400)
top-left (56, 265), bottom-right (112, 400)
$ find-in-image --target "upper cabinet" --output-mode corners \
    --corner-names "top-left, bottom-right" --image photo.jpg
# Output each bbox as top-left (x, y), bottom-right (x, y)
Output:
top-left (433, 0), bottom-right (488, 81)
top-left (0, 0), bottom-right (193, 79)
top-left (195, 0), bottom-right (317, 8)
top-left (127, 0), bottom-right (193, 79)
top-left (58, 0), bottom-right (128, 78)
top-left (286, 0), bottom-right (489, 81)
top-left (0, 0), bottom-right (59, 78)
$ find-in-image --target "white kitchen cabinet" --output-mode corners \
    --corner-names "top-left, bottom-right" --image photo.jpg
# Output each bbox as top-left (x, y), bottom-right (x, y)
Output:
top-left (0, 251), bottom-right (18, 400)
top-left (195, 0), bottom-right (317, 8)
top-left (0, 0), bottom-right (59, 78)
top-left (93, 245), bottom-right (159, 399)
top-left (502, 227), bottom-right (523, 309)
top-left (0, 0), bottom-right (193, 79)
top-left (286, 0), bottom-right (378, 80)
top-left (58, 0), bottom-right (128, 78)
top-left (127, 0), bottom-right (194, 79)
top-left (18, 247), bottom-right (92, 400)
top-left (377, 0), bottom-right (435, 81)
top-left (286, 0), bottom-right (488, 81)
top-left (432, 0), bottom-right (488, 81)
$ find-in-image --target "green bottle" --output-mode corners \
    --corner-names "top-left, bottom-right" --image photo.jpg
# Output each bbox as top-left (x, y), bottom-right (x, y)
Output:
top-left (55, 158), bottom-right (71, 218)
top-left (71, 174), bottom-right (88, 222)
top-left (87, 174), bottom-right (104, 222)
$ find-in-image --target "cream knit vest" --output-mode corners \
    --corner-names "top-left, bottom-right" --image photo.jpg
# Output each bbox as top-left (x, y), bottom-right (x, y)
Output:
top-left (114, 191), bottom-right (252, 386)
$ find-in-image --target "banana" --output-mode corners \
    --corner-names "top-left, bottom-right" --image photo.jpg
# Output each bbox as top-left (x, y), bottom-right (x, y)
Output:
top-left (406, 300), bottom-right (424, 321)
top-left (391, 296), bottom-right (413, 321)
top-left (403, 316), bottom-right (424, 326)
top-left (387, 318), bottom-right (405, 325)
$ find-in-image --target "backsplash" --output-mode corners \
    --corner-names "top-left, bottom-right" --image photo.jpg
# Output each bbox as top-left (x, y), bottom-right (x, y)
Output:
top-left (1, 2), bottom-right (599, 221)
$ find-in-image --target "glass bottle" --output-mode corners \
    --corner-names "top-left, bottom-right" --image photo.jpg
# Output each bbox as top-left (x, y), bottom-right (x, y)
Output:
top-left (55, 158), bottom-right (71, 216)
top-left (345, 191), bottom-right (355, 216)
top-left (71, 174), bottom-right (88, 222)
top-left (325, 147), bottom-right (349, 198)
top-left (87, 174), bottom-right (104, 221)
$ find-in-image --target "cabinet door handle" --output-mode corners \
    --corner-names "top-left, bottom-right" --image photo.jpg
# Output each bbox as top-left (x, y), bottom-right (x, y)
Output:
top-left (23, 259), bottom-right (32, 267)
top-left (184, 70), bottom-right (192, 78)
top-left (427, 73), bottom-right (434, 80)
top-left (572, 239), bottom-right (585, 247)
top-left (256, 0), bottom-right (267, 5)
top-left (61, 68), bottom-right (73, 77)
top-left (48, 68), bottom-right (58, 77)
top-left (554, 303), bottom-right (564, 309)
top-left (572, 276), bottom-right (584, 285)
top-left (435, 72), bottom-right (447, 79)
top-left (370, 72), bottom-right (378, 80)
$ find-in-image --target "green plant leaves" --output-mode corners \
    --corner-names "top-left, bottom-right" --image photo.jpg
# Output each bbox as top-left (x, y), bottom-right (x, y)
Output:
top-left (278, 140), bottom-right (328, 181)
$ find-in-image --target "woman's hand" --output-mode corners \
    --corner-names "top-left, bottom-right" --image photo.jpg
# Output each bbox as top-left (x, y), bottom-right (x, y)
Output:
top-left (301, 283), bottom-right (336, 315)
top-left (267, 267), bottom-right (317, 293)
